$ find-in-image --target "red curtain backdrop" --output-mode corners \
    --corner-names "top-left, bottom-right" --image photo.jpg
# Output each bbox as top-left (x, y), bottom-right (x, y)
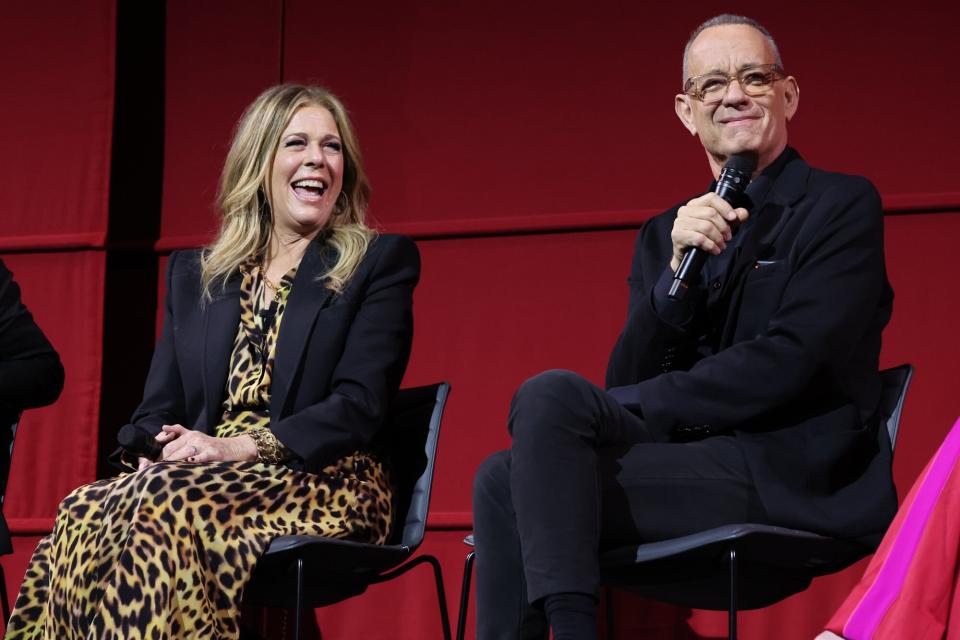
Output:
top-left (0, 2), bottom-right (115, 627)
top-left (0, 3), bottom-right (115, 250)
top-left (3, 1), bottom-right (960, 638)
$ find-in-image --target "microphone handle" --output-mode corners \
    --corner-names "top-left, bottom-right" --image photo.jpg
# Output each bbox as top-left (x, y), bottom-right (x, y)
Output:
top-left (667, 155), bottom-right (755, 301)
top-left (668, 175), bottom-right (749, 301)
top-left (667, 249), bottom-right (708, 299)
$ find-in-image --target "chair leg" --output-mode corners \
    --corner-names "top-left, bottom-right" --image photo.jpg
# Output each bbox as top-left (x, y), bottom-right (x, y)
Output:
top-left (456, 551), bottom-right (475, 640)
top-left (728, 547), bottom-right (738, 640)
top-left (294, 558), bottom-right (303, 640)
top-left (426, 555), bottom-right (454, 640)
top-left (392, 555), bottom-right (455, 640)
top-left (375, 555), bottom-right (453, 640)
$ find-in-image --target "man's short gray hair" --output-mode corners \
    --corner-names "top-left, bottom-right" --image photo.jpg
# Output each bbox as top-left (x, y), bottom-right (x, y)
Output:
top-left (682, 14), bottom-right (783, 84)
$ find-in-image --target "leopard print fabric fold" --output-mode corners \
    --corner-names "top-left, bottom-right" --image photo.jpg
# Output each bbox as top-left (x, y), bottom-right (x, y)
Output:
top-left (6, 261), bottom-right (394, 639)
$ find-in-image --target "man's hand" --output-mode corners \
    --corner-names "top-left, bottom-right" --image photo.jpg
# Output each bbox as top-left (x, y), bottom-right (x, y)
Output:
top-left (155, 424), bottom-right (258, 463)
top-left (670, 193), bottom-right (749, 271)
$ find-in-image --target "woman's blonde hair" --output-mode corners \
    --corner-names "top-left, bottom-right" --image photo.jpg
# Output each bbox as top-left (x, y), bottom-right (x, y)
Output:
top-left (201, 84), bottom-right (374, 300)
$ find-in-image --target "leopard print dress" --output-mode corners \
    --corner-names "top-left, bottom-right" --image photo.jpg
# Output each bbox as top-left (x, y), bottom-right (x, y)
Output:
top-left (5, 262), bottom-right (394, 639)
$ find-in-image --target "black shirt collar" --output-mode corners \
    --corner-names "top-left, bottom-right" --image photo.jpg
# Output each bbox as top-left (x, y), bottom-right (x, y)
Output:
top-left (743, 146), bottom-right (795, 210)
top-left (706, 146), bottom-right (795, 211)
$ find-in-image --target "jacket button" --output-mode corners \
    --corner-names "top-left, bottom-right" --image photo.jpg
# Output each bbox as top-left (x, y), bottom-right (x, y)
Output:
top-left (712, 279), bottom-right (721, 290)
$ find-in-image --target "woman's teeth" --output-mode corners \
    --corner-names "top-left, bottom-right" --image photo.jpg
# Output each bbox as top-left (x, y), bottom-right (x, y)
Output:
top-left (292, 178), bottom-right (326, 195)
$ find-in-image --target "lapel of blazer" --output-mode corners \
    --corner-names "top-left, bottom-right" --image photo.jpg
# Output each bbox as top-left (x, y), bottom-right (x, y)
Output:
top-left (202, 275), bottom-right (241, 431)
top-left (270, 238), bottom-right (338, 418)
top-left (720, 152), bottom-right (811, 344)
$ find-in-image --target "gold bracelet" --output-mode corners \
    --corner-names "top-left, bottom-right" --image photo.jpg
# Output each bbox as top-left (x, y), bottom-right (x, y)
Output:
top-left (247, 428), bottom-right (290, 463)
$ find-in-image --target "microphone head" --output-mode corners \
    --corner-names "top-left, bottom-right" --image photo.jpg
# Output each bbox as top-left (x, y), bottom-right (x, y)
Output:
top-left (715, 152), bottom-right (758, 205)
top-left (724, 152), bottom-right (758, 176)
top-left (116, 423), bottom-right (140, 449)
top-left (117, 423), bottom-right (163, 461)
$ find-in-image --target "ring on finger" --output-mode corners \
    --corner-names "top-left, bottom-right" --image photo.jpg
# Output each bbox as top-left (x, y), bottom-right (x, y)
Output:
top-left (190, 445), bottom-right (199, 457)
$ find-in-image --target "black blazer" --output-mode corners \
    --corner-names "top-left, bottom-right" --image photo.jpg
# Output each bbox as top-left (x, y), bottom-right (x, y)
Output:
top-left (606, 149), bottom-right (897, 544)
top-left (0, 258), bottom-right (65, 555)
top-left (123, 233), bottom-right (420, 473)
top-left (0, 258), bottom-right (64, 412)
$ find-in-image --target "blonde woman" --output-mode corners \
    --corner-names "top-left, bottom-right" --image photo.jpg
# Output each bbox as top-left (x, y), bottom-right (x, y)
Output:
top-left (7, 84), bottom-right (419, 639)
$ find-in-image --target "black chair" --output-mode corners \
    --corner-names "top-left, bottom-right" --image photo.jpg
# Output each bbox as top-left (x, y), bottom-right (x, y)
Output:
top-left (600, 363), bottom-right (912, 639)
top-left (456, 364), bottom-right (913, 640)
top-left (0, 409), bottom-right (21, 622)
top-left (244, 382), bottom-right (453, 640)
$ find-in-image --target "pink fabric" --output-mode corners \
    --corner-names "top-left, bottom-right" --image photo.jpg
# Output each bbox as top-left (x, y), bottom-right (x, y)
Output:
top-left (824, 415), bottom-right (960, 639)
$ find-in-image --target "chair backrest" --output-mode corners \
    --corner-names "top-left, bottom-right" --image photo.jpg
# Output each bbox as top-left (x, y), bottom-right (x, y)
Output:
top-left (377, 382), bottom-right (450, 551)
top-left (877, 364), bottom-right (913, 452)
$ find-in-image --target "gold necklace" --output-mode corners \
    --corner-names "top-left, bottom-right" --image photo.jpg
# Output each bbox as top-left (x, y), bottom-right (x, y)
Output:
top-left (259, 256), bottom-right (283, 290)
top-left (261, 270), bottom-right (281, 292)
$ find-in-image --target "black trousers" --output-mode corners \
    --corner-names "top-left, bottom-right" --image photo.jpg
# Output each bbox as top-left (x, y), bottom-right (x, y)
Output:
top-left (472, 370), bottom-right (771, 640)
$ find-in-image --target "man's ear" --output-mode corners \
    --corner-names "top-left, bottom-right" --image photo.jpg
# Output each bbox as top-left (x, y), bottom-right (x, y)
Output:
top-left (675, 94), bottom-right (698, 135)
top-left (783, 76), bottom-right (800, 121)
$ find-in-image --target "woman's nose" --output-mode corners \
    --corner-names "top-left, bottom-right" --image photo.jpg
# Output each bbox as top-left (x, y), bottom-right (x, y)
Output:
top-left (304, 143), bottom-right (325, 167)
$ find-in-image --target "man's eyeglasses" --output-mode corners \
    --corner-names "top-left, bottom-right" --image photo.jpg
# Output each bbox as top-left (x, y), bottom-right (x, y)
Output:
top-left (683, 64), bottom-right (787, 104)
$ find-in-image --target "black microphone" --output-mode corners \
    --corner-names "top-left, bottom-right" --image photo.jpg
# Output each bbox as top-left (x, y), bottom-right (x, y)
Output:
top-left (668, 152), bottom-right (758, 300)
top-left (117, 424), bottom-right (164, 461)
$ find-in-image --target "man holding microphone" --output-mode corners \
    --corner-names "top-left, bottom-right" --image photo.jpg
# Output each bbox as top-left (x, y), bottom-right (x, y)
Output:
top-left (473, 14), bottom-right (896, 639)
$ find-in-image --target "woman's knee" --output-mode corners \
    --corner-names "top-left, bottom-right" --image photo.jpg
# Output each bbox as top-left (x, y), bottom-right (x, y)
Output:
top-left (134, 462), bottom-right (213, 509)
top-left (57, 478), bottom-right (111, 518)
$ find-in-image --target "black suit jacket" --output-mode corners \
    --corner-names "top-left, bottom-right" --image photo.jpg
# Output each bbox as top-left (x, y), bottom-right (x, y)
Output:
top-left (606, 149), bottom-right (897, 544)
top-left (0, 258), bottom-right (65, 554)
top-left (0, 259), bottom-right (64, 412)
top-left (123, 233), bottom-right (420, 473)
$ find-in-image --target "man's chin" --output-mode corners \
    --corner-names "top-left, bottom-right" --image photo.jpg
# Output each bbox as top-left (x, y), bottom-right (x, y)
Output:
top-left (717, 136), bottom-right (762, 158)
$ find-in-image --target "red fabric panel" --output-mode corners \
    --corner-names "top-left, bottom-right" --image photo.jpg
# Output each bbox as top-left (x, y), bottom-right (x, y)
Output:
top-left (881, 213), bottom-right (960, 493)
top-left (280, 0), bottom-right (960, 231)
top-left (1, 253), bottom-right (105, 525)
top-left (0, 1), bottom-right (115, 246)
top-left (160, 0), bottom-right (283, 249)
top-left (403, 230), bottom-right (635, 518)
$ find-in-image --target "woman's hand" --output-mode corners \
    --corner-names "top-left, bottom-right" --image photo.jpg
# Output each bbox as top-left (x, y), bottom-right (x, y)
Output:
top-left (155, 424), bottom-right (258, 463)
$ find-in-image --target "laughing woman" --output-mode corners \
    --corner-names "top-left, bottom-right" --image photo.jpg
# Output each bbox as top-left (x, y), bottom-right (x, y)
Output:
top-left (6, 84), bottom-right (419, 639)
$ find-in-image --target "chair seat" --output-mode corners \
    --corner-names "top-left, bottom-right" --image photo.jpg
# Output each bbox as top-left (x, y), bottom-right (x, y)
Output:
top-left (599, 523), bottom-right (869, 610)
top-left (247, 535), bottom-right (414, 608)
